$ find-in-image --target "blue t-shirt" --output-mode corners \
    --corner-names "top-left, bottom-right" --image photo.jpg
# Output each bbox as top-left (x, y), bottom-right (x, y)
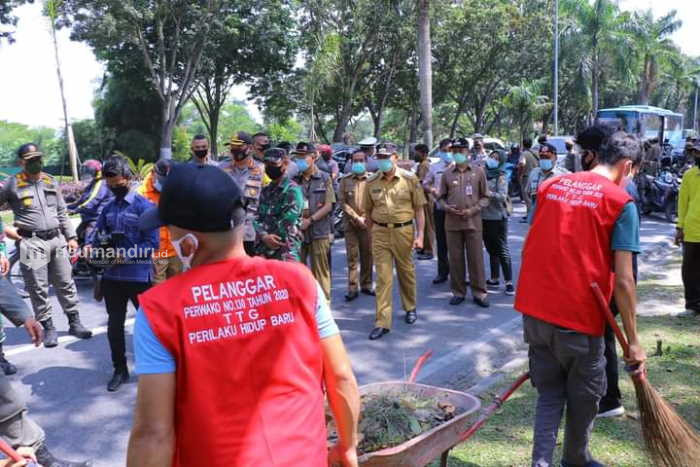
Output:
top-left (134, 281), bottom-right (339, 375)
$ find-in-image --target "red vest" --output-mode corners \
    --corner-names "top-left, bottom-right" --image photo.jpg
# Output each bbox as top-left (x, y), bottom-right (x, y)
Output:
top-left (139, 256), bottom-right (327, 467)
top-left (514, 172), bottom-right (632, 336)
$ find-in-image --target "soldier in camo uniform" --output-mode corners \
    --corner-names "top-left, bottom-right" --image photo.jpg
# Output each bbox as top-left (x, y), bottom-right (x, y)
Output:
top-left (254, 148), bottom-right (304, 261)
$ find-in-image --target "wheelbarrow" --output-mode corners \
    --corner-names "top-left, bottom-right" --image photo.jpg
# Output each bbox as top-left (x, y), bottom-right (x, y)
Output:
top-left (349, 350), bottom-right (530, 467)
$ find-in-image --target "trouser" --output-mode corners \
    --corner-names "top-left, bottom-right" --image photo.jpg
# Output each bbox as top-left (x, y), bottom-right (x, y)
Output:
top-left (102, 279), bottom-right (150, 371)
top-left (520, 176), bottom-right (533, 214)
top-left (421, 202), bottom-right (435, 256)
top-left (0, 276), bottom-right (33, 345)
top-left (301, 237), bottom-right (331, 301)
top-left (0, 374), bottom-right (44, 450)
top-left (682, 242), bottom-right (700, 312)
top-left (18, 236), bottom-right (81, 323)
top-left (372, 224), bottom-right (416, 329)
top-left (523, 315), bottom-right (606, 467)
top-left (433, 208), bottom-right (449, 278)
top-left (344, 223), bottom-right (373, 293)
top-left (446, 229), bottom-right (487, 298)
top-left (482, 219), bottom-right (513, 282)
top-left (152, 255), bottom-right (183, 285)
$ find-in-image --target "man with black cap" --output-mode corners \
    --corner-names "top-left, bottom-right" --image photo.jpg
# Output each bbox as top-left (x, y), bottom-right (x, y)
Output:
top-left (220, 134), bottom-right (267, 256)
top-left (129, 164), bottom-right (360, 467)
top-left (254, 148), bottom-right (305, 261)
top-left (0, 143), bottom-right (92, 347)
top-left (292, 142), bottom-right (335, 301)
top-left (85, 155), bottom-right (159, 392)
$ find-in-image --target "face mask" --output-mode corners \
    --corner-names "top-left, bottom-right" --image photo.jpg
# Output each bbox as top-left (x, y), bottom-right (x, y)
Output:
top-left (154, 179), bottom-right (162, 192)
top-left (25, 159), bottom-right (43, 175)
top-left (294, 158), bottom-right (310, 173)
top-left (351, 162), bottom-right (366, 175)
top-left (172, 233), bottom-right (198, 271)
top-left (232, 150), bottom-right (247, 162)
top-left (377, 159), bottom-right (393, 173)
top-left (539, 159), bottom-right (554, 171)
top-left (485, 158), bottom-right (499, 169)
top-left (109, 184), bottom-right (129, 198)
top-left (265, 164), bottom-right (285, 180)
top-left (440, 152), bottom-right (453, 164)
top-left (454, 154), bottom-right (468, 165)
top-left (193, 149), bottom-right (208, 159)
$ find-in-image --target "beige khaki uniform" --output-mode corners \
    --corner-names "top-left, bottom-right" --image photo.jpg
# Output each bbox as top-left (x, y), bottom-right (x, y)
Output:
top-left (416, 159), bottom-right (434, 256)
top-left (338, 173), bottom-right (373, 293)
top-left (438, 164), bottom-right (489, 299)
top-left (363, 168), bottom-right (426, 329)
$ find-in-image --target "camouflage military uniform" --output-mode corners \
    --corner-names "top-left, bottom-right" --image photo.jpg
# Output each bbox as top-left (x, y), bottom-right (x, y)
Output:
top-left (254, 176), bottom-right (304, 261)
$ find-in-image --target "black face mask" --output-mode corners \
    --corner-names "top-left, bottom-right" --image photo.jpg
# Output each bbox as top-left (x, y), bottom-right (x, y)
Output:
top-left (265, 165), bottom-right (285, 180)
top-left (193, 149), bottom-right (208, 159)
top-left (232, 150), bottom-right (248, 162)
top-left (25, 159), bottom-right (43, 175)
top-left (261, 143), bottom-right (271, 151)
top-left (110, 184), bottom-right (129, 198)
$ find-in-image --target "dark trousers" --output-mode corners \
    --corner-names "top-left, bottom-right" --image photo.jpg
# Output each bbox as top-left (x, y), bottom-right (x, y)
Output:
top-left (682, 242), bottom-right (700, 312)
top-left (433, 208), bottom-right (449, 279)
top-left (102, 279), bottom-right (150, 371)
top-left (482, 219), bottom-right (513, 282)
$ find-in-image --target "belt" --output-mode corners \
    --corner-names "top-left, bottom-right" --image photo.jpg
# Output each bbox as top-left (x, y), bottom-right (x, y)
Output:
top-left (17, 228), bottom-right (60, 241)
top-left (374, 220), bottom-right (413, 228)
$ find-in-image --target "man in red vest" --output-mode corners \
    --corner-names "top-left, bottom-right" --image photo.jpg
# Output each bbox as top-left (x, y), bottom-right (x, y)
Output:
top-left (127, 164), bottom-right (360, 467)
top-left (515, 131), bottom-right (647, 467)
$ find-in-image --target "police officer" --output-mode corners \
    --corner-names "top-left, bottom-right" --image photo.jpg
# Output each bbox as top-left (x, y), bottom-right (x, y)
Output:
top-left (423, 138), bottom-right (454, 283)
top-left (414, 144), bottom-right (434, 260)
top-left (292, 142), bottom-right (335, 301)
top-left (338, 149), bottom-right (374, 301)
top-left (220, 135), bottom-right (266, 256)
top-left (363, 148), bottom-right (426, 340)
top-left (254, 148), bottom-right (305, 261)
top-left (438, 138), bottom-right (490, 308)
top-left (0, 143), bottom-right (92, 347)
top-left (528, 142), bottom-right (570, 207)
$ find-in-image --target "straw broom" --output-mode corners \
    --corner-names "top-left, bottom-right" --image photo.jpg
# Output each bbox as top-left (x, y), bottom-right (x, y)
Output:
top-left (592, 282), bottom-right (700, 467)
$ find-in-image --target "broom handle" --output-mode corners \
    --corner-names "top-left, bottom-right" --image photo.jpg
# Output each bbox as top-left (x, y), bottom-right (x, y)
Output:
top-left (408, 350), bottom-right (433, 383)
top-left (591, 282), bottom-right (630, 356)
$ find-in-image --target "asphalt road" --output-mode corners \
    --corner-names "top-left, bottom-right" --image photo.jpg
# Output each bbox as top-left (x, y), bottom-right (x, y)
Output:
top-left (0, 204), bottom-right (675, 466)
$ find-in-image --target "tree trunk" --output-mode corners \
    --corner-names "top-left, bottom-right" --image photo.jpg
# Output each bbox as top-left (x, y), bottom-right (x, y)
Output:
top-left (333, 111), bottom-right (352, 143)
top-left (417, 0), bottom-right (433, 147)
top-left (409, 107), bottom-right (418, 143)
top-left (592, 53), bottom-right (599, 117)
top-left (209, 109), bottom-right (220, 158)
top-left (160, 114), bottom-right (174, 159)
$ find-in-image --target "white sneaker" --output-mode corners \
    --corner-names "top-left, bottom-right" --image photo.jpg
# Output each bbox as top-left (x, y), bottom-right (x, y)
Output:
top-left (597, 405), bottom-right (625, 418)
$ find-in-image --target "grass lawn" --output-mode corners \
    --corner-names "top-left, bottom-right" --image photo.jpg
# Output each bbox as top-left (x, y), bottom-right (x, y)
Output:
top-left (435, 314), bottom-right (700, 467)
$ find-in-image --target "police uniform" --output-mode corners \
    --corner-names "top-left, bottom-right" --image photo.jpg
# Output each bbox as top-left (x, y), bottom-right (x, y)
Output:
top-left (416, 158), bottom-right (434, 257)
top-left (338, 172), bottom-right (373, 297)
top-left (220, 157), bottom-right (266, 255)
top-left (363, 167), bottom-right (426, 330)
top-left (295, 167), bottom-right (335, 301)
top-left (0, 171), bottom-right (89, 336)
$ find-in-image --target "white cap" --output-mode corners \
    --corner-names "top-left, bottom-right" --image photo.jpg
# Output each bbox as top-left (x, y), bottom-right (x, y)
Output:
top-left (358, 137), bottom-right (378, 147)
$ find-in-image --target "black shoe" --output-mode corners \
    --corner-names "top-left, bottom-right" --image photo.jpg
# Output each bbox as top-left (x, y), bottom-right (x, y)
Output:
top-left (369, 327), bottom-right (390, 340)
top-left (486, 279), bottom-right (500, 289)
top-left (432, 276), bottom-right (448, 284)
top-left (449, 296), bottom-right (465, 306)
top-left (41, 319), bottom-right (58, 348)
top-left (0, 355), bottom-right (16, 376)
top-left (405, 309), bottom-right (417, 324)
top-left (519, 217), bottom-right (529, 224)
top-left (107, 369), bottom-right (129, 392)
top-left (473, 296), bottom-right (490, 308)
top-left (344, 291), bottom-right (359, 302)
top-left (68, 319), bottom-right (93, 339)
top-left (505, 283), bottom-right (515, 296)
top-left (361, 288), bottom-right (376, 296)
top-left (35, 443), bottom-right (93, 467)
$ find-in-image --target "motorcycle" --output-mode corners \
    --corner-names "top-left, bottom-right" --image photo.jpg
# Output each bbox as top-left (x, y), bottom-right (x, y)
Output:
top-left (333, 205), bottom-right (344, 239)
top-left (638, 169), bottom-right (679, 223)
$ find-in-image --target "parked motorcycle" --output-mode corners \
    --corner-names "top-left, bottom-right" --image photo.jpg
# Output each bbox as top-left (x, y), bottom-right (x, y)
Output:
top-left (638, 170), bottom-right (679, 223)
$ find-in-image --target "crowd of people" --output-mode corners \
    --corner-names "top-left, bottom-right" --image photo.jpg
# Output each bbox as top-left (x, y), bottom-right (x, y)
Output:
top-left (0, 121), bottom-right (695, 465)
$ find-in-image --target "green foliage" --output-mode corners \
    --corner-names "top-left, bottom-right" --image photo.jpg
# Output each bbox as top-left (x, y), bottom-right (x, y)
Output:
top-left (0, 0), bottom-right (31, 43)
top-left (172, 126), bottom-right (191, 162)
top-left (0, 120), bottom-right (61, 167)
top-left (119, 152), bottom-right (154, 180)
top-left (266, 119), bottom-right (304, 143)
top-left (62, 119), bottom-right (104, 160)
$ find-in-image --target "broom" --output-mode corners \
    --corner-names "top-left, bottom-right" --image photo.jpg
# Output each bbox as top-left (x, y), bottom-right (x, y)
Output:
top-left (592, 282), bottom-right (700, 467)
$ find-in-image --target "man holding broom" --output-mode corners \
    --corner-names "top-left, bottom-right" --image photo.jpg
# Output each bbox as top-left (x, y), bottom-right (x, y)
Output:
top-left (515, 130), bottom-right (647, 467)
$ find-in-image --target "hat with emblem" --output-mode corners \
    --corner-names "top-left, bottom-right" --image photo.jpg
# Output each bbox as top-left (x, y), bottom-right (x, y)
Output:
top-left (358, 136), bottom-right (378, 147)
top-left (291, 141), bottom-right (316, 155)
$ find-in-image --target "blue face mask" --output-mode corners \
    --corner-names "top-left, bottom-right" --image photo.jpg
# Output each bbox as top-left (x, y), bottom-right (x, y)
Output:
top-left (377, 159), bottom-right (393, 173)
top-left (351, 162), bottom-right (366, 175)
top-left (454, 153), bottom-right (467, 165)
top-left (539, 159), bottom-right (554, 171)
top-left (485, 158), bottom-right (499, 169)
top-left (294, 158), bottom-right (310, 173)
top-left (440, 152), bottom-right (454, 164)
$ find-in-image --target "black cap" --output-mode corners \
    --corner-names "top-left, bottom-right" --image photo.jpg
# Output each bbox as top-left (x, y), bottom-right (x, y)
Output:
top-left (292, 141), bottom-right (315, 155)
top-left (539, 142), bottom-right (558, 154)
top-left (139, 164), bottom-right (243, 232)
top-left (263, 147), bottom-right (287, 163)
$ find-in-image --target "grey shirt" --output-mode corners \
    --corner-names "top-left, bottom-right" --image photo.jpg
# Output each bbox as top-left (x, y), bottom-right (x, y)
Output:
top-left (423, 160), bottom-right (454, 211)
top-left (0, 172), bottom-right (76, 238)
top-left (482, 174), bottom-right (509, 221)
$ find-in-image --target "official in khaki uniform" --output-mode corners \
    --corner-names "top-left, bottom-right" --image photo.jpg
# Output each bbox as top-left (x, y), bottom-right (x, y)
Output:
top-left (292, 142), bottom-right (335, 301)
top-left (438, 138), bottom-right (490, 308)
top-left (414, 144), bottom-right (434, 260)
top-left (338, 149), bottom-right (374, 301)
top-left (363, 149), bottom-right (426, 340)
top-left (0, 144), bottom-right (92, 347)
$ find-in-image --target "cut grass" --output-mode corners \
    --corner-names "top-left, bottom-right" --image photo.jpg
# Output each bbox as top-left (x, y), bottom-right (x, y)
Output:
top-left (435, 315), bottom-right (700, 467)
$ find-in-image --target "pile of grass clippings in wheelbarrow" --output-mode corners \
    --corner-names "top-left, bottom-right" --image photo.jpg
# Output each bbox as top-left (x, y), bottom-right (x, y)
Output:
top-left (327, 393), bottom-right (460, 454)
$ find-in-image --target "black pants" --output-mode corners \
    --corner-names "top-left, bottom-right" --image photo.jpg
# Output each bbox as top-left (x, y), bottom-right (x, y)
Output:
top-left (482, 219), bottom-right (513, 282)
top-left (683, 242), bottom-right (700, 312)
top-left (102, 279), bottom-right (150, 371)
top-left (433, 208), bottom-right (449, 279)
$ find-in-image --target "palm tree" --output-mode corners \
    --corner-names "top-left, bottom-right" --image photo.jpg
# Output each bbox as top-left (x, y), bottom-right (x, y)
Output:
top-left (506, 80), bottom-right (551, 143)
top-left (417, 0), bottom-right (432, 147)
top-left (629, 9), bottom-right (683, 105)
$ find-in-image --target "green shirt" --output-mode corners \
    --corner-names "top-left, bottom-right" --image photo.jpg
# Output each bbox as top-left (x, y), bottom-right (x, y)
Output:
top-left (678, 166), bottom-right (700, 242)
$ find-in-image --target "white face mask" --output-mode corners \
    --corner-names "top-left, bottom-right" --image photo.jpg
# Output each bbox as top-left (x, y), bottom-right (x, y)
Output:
top-left (171, 233), bottom-right (198, 271)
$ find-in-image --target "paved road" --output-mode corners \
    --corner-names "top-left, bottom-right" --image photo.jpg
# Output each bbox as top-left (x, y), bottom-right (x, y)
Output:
top-left (0, 205), bottom-right (675, 465)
